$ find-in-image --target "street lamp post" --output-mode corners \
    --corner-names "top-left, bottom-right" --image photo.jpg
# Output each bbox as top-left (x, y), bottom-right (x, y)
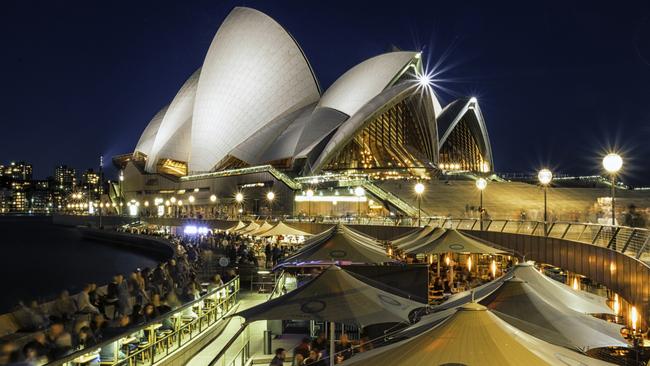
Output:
top-left (306, 189), bottom-right (314, 220)
top-left (170, 197), bottom-right (177, 218)
top-left (354, 186), bottom-right (365, 223)
top-left (538, 169), bottom-right (553, 236)
top-left (476, 178), bottom-right (487, 230)
top-left (266, 191), bottom-right (275, 219)
top-left (235, 192), bottom-right (244, 219)
top-left (210, 194), bottom-right (217, 218)
top-left (414, 182), bottom-right (425, 227)
top-left (119, 170), bottom-right (124, 216)
top-left (603, 153), bottom-right (623, 227)
top-left (99, 155), bottom-right (103, 229)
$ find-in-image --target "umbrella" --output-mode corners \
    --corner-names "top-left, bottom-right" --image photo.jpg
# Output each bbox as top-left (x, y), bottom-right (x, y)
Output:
top-left (405, 228), bottom-right (507, 255)
top-left (279, 224), bottom-right (396, 266)
top-left (344, 303), bottom-right (616, 366)
top-left (247, 221), bottom-right (274, 236)
top-left (233, 266), bottom-right (425, 327)
top-left (480, 277), bottom-right (626, 351)
top-left (257, 221), bottom-right (312, 237)
top-left (511, 262), bottom-right (615, 315)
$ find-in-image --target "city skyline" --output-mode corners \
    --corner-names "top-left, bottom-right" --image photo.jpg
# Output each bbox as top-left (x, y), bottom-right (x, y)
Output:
top-left (1, 0), bottom-right (650, 184)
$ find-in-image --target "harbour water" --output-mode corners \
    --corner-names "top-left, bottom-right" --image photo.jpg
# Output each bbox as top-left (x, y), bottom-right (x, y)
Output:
top-left (0, 216), bottom-right (160, 313)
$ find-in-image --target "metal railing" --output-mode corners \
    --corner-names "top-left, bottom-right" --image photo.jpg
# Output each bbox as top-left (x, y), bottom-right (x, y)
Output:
top-left (208, 322), bottom-right (251, 366)
top-left (436, 218), bottom-right (650, 260)
top-left (50, 276), bottom-right (240, 366)
top-left (181, 165), bottom-right (301, 190)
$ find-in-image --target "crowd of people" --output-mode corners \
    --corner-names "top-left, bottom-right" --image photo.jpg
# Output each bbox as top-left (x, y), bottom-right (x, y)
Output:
top-left (0, 228), bottom-right (247, 366)
top-left (270, 332), bottom-right (375, 366)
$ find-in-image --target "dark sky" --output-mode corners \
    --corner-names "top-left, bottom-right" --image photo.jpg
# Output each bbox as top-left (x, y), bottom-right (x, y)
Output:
top-left (2, 0), bottom-right (649, 185)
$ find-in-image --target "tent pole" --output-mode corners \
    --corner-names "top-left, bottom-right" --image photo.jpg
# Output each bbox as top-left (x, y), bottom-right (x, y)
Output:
top-left (437, 255), bottom-right (440, 277)
top-left (329, 321), bottom-right (335, 366)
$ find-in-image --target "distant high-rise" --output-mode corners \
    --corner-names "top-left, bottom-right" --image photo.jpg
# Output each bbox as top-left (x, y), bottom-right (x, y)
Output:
top-left (54, 165), bottom-right (76, 192)
top-left (0, 161), bottom-right (32, 181)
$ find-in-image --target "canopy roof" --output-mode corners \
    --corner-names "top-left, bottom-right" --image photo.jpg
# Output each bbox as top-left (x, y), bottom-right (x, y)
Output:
top-left (512, 263), bottom-right (614, 315)
top-left (237, 221), bottom-right (260, 234)
top-left (345, 303), bottom-right (615, 366)
top-left (480, 278), bottom-right (626, 351)
top-left (257, 221), bottom-right (312, 237)
top-left (405, 228), bottom-right (507, 255)
top-left (391, 226), bottom-right (442, 251)
top-left (247, 221), bottom-right (274, 236)
top-left (226, 221), bottom-right (247, 231)
top-left (234, 266), bottom-right (424, 327)
top-left (279, 224), bottom-right (394, 265)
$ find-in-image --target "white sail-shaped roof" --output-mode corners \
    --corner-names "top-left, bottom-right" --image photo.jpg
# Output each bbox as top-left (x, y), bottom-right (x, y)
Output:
top-left (317, 51), bottom-right (418, 116)
top-left (146, 69), bottom-right (200, 172)
top-left (134, 106), bottom-right (167, 157)
top-left (190, 7), bottom-right (320, 172)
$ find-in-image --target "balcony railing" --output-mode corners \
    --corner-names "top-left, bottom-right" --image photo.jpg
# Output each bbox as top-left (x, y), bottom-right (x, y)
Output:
top-left (49, 276), bottom-right (240, 366)
top-left (436, 218), bottom-right (650, 260)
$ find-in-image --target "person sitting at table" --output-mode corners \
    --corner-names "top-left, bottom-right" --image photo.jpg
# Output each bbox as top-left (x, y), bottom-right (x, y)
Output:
top-left (142, 304), bottom-right (159, 323)
top-left (431, 277), bottom-right (444, 298)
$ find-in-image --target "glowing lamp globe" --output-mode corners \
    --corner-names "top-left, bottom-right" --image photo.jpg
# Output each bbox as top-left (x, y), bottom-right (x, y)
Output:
top-left (414, 182), bottom-right (425, 195)
top-left (538, 169), bottom-right (553, 185)
top-left (188, 195), bottom-right (195, 203)
top-left (210, 194), bottom-right (217, 202)
top-left (266, 191), bottom-right (275, 201)
top-left (354, 186), bottom-right (365, 197)
top-left (602, 153), bottom-right (623, 173)
top-left (476, 178), bottom-right (487, 190)
top-left (306, 189), bottom-right (314, 197)
top-left (235, 193), bottom-right (244, 203)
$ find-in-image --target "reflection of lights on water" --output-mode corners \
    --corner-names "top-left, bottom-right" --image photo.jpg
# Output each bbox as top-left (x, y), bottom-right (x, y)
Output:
top-left (613, 294), bottom-right (620, 315)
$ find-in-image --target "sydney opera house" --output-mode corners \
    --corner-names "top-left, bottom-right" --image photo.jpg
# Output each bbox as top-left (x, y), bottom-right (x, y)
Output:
top-left (115, 7), bottom-right (650, 221)
top-left (115, 7), bottom-right (495, 217)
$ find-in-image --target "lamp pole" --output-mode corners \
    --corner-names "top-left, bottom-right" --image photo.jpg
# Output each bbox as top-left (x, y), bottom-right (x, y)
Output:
top-left (99, 155), bottom-right (103, 229)
top-left (306, 189), bottom-right (314, 220)
top-left (354, 187), bottom-right (365, 223)
top-left (476, 178), bottom-right (487, 231)
top-left (538, 169), bottom-right (553, 236)
top-left (602, 153), bottom-right (623, 227)
top-left (414, 182), bottom-right (425, 227)
top-left (236, 192), bottom-right (244, 219)
top-left (267, 191), bottom-right (275, 220)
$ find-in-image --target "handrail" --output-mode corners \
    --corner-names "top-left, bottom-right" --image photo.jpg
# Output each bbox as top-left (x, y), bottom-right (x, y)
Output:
top-left (208, 322), bottom-right (250, 366)
top-left (181, 165), bottom-right (301, 190)
top-left (49, 276), bottom-right (240, 366)
top-left (437, 218), bottom-right (650, 260)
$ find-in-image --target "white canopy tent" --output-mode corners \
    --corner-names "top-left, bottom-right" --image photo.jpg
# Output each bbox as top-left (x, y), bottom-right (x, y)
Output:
top-left (344, 303), bottom-right (616, 366)
top-left (512, 262), bottom-right (615, 315)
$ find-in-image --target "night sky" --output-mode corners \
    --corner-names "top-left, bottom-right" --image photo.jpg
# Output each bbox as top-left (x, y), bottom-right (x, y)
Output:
top-left (2, 1), bottom-right (649, 185)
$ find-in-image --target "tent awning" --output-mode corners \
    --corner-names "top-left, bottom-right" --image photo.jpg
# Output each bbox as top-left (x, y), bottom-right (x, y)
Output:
top-left (345, 303), bottom-right (616, 366)
top-left (405, 228), bottom-right (507, 255)
top-left (247, 221), bottom-right (274, 236)
top-left (257, 221), bottom-right (312, 237)
top-left (512, 263), bottom-right (615, 315)
top-left (279, 224), bottom-right (396, 266)
top-left (233, 266), bottom-right (425, 327)
top-left (480, 277), bottom-right (626, 351)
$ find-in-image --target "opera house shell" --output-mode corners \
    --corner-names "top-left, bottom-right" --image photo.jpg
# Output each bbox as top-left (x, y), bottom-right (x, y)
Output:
top-left (132, 7), bottom-right (493, 178)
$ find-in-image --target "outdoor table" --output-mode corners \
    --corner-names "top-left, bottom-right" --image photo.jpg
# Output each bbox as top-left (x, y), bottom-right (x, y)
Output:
top-left (71, 350), bottom-right (99, 365)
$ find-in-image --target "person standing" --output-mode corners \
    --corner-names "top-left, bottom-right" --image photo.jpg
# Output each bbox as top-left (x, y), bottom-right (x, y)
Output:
top-left (269, 348), bottom-right (286, 366)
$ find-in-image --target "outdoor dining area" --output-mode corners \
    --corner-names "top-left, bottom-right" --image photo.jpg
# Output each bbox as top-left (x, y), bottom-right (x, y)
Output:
top-left (232, 222), bottom-right (645, 366)
top-left (60, 277), bottom-right (240, 366)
